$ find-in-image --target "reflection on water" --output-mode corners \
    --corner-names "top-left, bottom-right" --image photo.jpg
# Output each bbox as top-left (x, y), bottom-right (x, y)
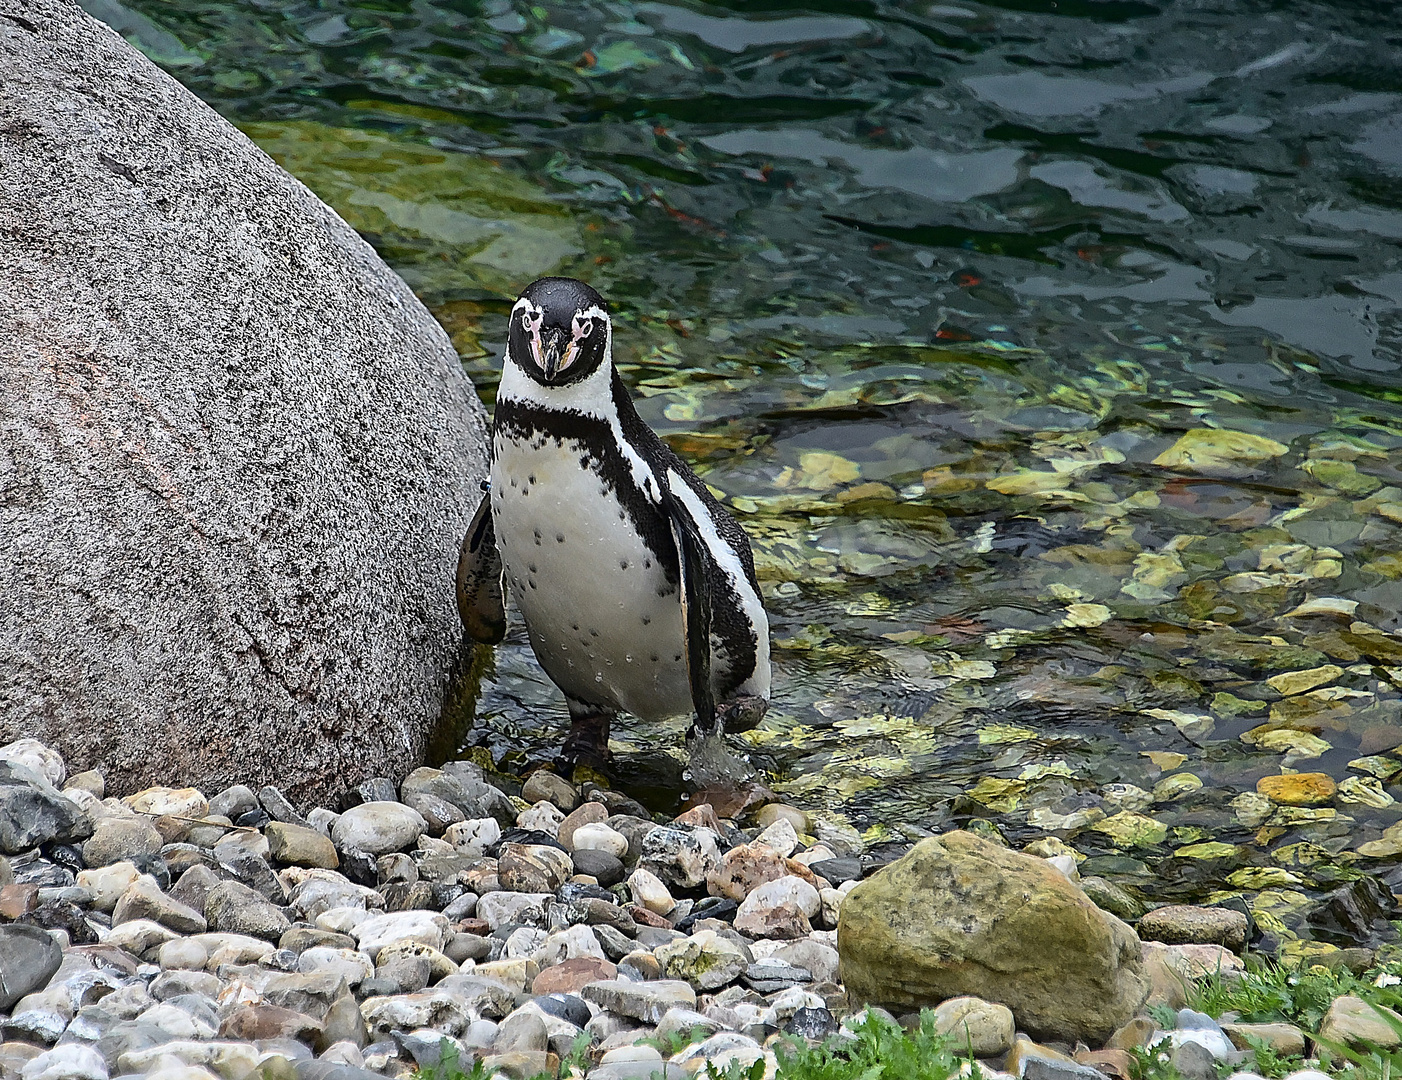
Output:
top-left (92, 0), bottom-right (1402, 945)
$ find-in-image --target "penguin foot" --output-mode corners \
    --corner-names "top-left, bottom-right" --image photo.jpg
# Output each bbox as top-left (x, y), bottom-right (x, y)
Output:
top-left (717, 695), bottom-right (768, 734)
top-left (559, 713), bottom-right (613, 772)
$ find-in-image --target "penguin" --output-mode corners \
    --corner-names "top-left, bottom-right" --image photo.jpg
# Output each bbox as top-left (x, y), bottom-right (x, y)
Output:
top-left (456, 276), bottom-right (770, 768)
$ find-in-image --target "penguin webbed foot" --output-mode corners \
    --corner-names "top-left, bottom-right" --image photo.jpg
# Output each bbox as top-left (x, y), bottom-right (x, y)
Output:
top-left (558, 712), bottom-right (613, 772)
top-left (718, 694), bottom-right (768, 734)
top-left (686, 695), bottom-right (768, 740)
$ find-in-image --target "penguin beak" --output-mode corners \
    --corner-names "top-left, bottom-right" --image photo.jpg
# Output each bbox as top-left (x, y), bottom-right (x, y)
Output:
top-left (536, 329), bottom-right (577, 380)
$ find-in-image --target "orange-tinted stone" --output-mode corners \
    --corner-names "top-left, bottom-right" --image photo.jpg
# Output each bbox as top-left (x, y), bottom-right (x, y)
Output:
top-left (531, 956), bottom-right (617, 995)
top-left (1077, 1049), bottom-right (1134, 1079)
top-left (627, 905), bottom-right (673, 929)
top-left (673, 803), bottom-right (722, 831)
top-left (1256, 773), bottom-right (1336, 806)
top-left (0, 884), bottom-right (39, 921)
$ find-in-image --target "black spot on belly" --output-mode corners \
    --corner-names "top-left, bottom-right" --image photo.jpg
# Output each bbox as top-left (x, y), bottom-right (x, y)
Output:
top-left (589, 629), bottom-right (599, 637)
top-left (656, 587), bottom-right (668, 597)
top-left (644, 559), bottom-right (652, 569)
top-left (529, 564), bottom-right (537, 573)
top-left (572, 623), bottom-right (580, 631)
top-left (620, 559), bottom-right (629, 570)
top-left (674, 653), bottom-right (682, 661)
top-left (556, 534), bottom-right (565, 543)
top-left (529, 474), bottom-right (536, 485)
top-left (529, 579), bottom-right (537, 589)
top-left (641, 615), bottom-right (651, 626)
top-left (650, 653), bottom-right (659, 662)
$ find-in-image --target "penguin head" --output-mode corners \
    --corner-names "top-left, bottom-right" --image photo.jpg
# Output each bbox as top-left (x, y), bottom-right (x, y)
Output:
top-left (506, 277), bottom-right (611, 387)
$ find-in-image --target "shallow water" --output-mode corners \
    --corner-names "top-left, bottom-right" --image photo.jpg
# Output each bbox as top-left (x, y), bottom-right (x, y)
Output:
top-left (95, 0), bottom-right (1402, 947)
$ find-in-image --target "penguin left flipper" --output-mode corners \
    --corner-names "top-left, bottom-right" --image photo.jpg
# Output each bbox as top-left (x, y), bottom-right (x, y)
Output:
top-left (456, 484), bottom-right (507, 644)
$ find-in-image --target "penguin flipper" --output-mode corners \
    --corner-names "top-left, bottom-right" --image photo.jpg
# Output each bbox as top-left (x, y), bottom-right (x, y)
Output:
top-left (662, 483), bottom-right (717, 735)
top-left (456, 485), bottom-right (507, 644)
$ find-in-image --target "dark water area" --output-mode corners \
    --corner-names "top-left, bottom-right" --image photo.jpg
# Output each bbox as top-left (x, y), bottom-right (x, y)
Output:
top-left (90, 0), bottom-right (1402, 954)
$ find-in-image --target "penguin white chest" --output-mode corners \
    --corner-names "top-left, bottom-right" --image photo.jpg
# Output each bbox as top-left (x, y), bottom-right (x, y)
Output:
top-left (490, 432), bottom-right (692, 719)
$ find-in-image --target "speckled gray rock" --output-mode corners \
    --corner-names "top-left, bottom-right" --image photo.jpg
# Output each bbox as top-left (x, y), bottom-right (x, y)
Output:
top-left (0, 761), bottom-right (91, 854)
top-left (204, 880), bottom-right (292, 941)
top-left (1138, 905), bottom-right (1248, 952)
top-left (0, 924), bottom-right (62, 1011)
top-left (111, 878), bottom-right (207, 934)
top-left (82, 818), bottom-right (162, 869)
top-left (0, 0), bottom-right (488, 807)
top-left (266, 822), bottom-right (339, 869)
top-left (580, 980), bottom-right (696, 1023)
top-left (639, 827), bottom-right (722, 890)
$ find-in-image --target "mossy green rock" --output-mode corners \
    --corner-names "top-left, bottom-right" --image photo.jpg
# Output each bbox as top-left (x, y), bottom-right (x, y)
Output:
top-left (837, 831), bottom-right (1149, 1044)
top-left (242, 121), bottom-right (585, 296)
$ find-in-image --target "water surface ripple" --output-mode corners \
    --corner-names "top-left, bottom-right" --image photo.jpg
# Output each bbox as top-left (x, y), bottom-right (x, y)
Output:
top-left (92, 0), bottom-right (1402, 943)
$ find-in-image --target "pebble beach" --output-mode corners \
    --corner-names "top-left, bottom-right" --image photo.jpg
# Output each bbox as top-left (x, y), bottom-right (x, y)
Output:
top-left (3, 736), bottom-right (1402, 1080)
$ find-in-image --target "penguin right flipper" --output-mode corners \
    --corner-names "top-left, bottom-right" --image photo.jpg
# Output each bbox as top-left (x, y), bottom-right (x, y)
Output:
top-left (456, 485), bottom-right (507, 644)
top-left (661, 479), bottom-right (718, 736)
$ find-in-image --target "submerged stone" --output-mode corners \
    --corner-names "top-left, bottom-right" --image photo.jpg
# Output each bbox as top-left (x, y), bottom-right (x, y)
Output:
top-left (1152, 429), bottom-right (1288, 476)
top-left (1256, 773), bottom-right (1337, 806)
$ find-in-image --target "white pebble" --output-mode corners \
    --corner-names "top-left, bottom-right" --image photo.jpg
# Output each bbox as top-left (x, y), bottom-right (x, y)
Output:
top-left (76, 862), bottom-right (143, 913)
top-left (504, 926), bottom-right (547, 959)
top-left (315, 906), bottom-right (369, 934)
top-left (446, 817), bottom-right (502, 852)
top-left (601, 1045), bottom-right (663, 1064)
top-left (157, 939), bottom-right (208, 971)
top-left (0, 738), bottom-right (66, 787)
top-left (570, 823), bottom-right (629, 858)
top-left (20, 1043), bottom-right (106, 1080)
top-left (755, 819), bottom-right (799, 858)
top-left (789, 843), bottom-right (837, 867)
top-left (298, 946), bottom-right (374, 988)
top-left (737, 875), bottom-right (820, 920)
top-left (517, 801), bottom-right (565, 837)
top-left (1045, 854), bottom-right (1079, 881)
top-left (627, 867), bottom-right (675, 916)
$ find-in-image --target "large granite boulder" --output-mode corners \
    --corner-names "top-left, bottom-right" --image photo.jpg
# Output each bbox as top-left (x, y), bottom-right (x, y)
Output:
top-left (838, 831), bottom-right (1149, 1044)
top-left (0, 1), bottom-right (488, 805)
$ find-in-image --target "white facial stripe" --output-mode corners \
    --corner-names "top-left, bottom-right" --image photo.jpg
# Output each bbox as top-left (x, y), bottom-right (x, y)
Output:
top-left (665, 469), bottom-right (771, 698)
top-left (561, 304), bottom-right (606, 372)
top-left (513, 297), bottom-right (543, 325)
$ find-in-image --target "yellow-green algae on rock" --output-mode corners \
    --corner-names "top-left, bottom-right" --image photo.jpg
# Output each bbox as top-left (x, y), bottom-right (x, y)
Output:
top-left (241, 121), bottom-right (586, 297)
top-left (836, 830), bottom-right (1148, 1045)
